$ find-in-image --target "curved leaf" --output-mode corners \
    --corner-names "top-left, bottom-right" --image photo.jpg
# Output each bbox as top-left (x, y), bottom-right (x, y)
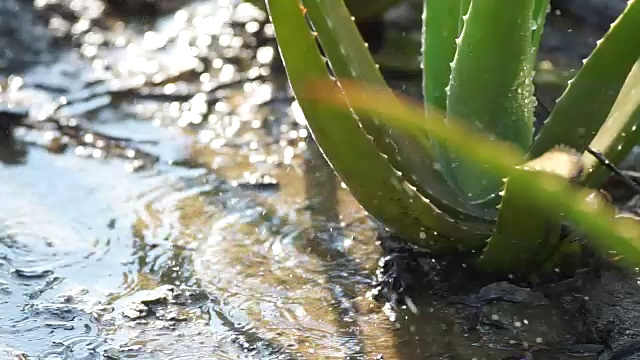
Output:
top-left (421, 0), bottom-right (478, 212)
top-left (530, 0), bottom-right (640, 157)
top-left (422, 0), bottom-right (468, 114)
top-left (266, 0), bottom-right (487, 250)
top-left (583, 60), bottom-right (640, 188)
top-left (445, 0), bottom-right (537, 202)
top-left (530, 0), bottom-right (550, 66)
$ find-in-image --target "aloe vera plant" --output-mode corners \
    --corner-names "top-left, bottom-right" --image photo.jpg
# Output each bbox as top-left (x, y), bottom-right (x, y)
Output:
top-left (265, 0), bottom-right (640, 275)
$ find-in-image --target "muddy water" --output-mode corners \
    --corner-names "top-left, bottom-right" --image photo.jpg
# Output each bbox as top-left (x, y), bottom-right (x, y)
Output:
top-left (0, 1), bottom-right (597, 359)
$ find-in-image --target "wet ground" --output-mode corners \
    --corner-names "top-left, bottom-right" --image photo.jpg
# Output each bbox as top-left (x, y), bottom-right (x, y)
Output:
top-left (0, 0), bottom-right (635, 359)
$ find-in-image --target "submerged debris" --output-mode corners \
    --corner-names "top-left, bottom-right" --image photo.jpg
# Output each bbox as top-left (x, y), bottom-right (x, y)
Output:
top-left (460, 282), bottom-right (550, 306)
top-left (119, 285), bottom-right (208, 321)
top-left (231, 171), bottom-right (279, 190)
top-left (11, 267), bottom-right (54, 279)
top-left (0, 105), bottom-right (28, 138)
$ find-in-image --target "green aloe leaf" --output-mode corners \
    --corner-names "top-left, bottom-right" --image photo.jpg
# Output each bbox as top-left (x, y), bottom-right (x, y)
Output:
top-left (421, 0), bottom-right (472, 207)
top-left (307, 80), bottom-right (640, 267)
top-left (583, 60), bottom-right (640, 188)
top-left (422, 0), bottom-right (468, 114)
top-left (478, 172), bottom-right (563, 274)
top-left (478, 148), bottom-right (582, 274)
top-left (302, 0), bottom-right (496, 224)
top-left (302, 0), bottom-right (386, 89)
top-left (561, 189), bottom-right (615, 244)
top-left (530, 0), bottom-right (640, 158)
top-left (530, 0), bottom-right (550, 66)
top-left (265, 0), bottom-right (487, 250)
top-left (445, 0), bottom-right (537, 202)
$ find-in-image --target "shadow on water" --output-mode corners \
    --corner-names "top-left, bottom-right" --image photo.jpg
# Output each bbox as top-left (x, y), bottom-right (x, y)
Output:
top-left (0, 0), bottom-right (627, 359)
top-left (301, 137), bottom-right (367, 358)
top-left (0, 128), bottom-right (28, 165)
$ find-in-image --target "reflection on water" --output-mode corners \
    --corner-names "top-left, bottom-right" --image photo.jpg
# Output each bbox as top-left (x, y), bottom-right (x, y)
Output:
top-left (0, 0), bottom-right (589, 359)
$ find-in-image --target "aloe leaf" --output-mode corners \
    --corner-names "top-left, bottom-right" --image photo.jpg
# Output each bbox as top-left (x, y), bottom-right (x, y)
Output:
top-left (307, 80), bottom-right (640, 267)
top-left (531, 192), bottom-right (614, 277)
top-left (422, 0), bottom-right (468, 114)
top-left (530, 0), bottom-right (640, 158)
top-left (446, 0), bottom-right (537, 202)
top-left (458, 0), bottom-right (471, 30)
top-left (561, 189), bottom-right (615, 242)
top-left (478, 172), bottom-right (563, 274)
top-left (302, 0), bottom-right (386, 89)
top-left (266, 0), bottom-right (487, 250)
top-left (421, 0), bottom-right (471, 202)
top-left (539, 240), bottom-right (583, 274)
top-left (302, 0), bottom-right (496, 223)
top-left (583, 60), bottom-right (640, 188)
top-left (478, 148), bottom-right (582, 274)
top-left (530, 0), bottom-right (550, 63)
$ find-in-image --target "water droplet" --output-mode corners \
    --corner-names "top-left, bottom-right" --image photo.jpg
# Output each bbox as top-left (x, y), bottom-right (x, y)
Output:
top-left (530, 20), bottom-right (541, 32)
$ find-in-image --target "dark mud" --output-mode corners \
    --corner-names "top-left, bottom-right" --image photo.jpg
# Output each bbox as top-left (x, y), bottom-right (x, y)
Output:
top-left (373, 232), bottom-right (640, 359)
